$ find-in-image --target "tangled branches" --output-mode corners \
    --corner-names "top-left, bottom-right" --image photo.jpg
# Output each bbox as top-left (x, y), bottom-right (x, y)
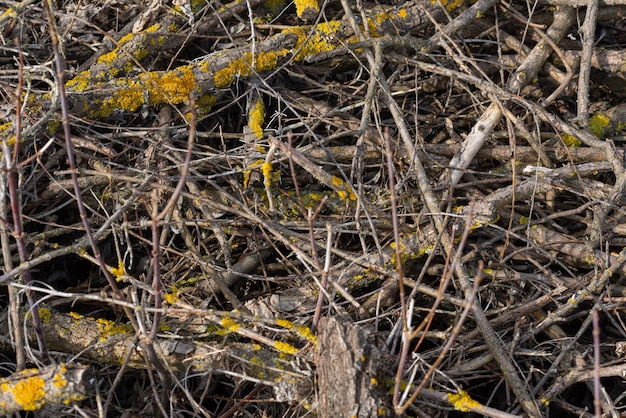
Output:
top-left (1, 0), bottom-right (626, 416)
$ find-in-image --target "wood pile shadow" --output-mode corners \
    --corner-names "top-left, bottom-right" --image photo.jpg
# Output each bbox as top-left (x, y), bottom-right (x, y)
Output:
top-left (1, 0), bottom-right (626, 416)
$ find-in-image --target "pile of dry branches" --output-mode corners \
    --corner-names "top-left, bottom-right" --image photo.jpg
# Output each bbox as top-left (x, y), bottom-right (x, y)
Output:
top-left (1, 0), bottom-right (626, 416)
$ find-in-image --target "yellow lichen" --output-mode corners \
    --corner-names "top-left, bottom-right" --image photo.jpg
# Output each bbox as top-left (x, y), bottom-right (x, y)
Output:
top-left (221, 317), bottom-right (241, 333)
top-left (261, 161), bottom-right (274, 189)
top-left (52, 370), bottom-right (67, 389)
top-left (276, 318), bottom-right (294, 329)
top-left (447, 390), bottom-right (481, 412)
top-left (0, 7), bottom-right (16, 18)
top-left (11, 374), bottom-right (46, 411)
top-left (213, 50), bottom-right (287, 89)
top-left (274, 341), bottom-right (298, 354)
top-left (0, 122), bottom-right (13, 133)
top-left (248, 99), bottom-right (265, 139)
top-left (276, 319), bottom-right (317, 344)
top-left (96, 318), bottom-right (133, 341)
top-left (143, 23), bottom-right (160, 34)
top-left (142, 65), bottom-right (196, 104)
top-left (432, 0), bottom-right (466, 12)
top-left (65, 71), bottom-right (92, 92)
top-left (389, 240), bottom-right (413, 266)
top-left (284, 21), bottom-right (345, 61)
top-left (135, 48), bottom-right (149, 60)
top-left (243, 159), bottom-right (264, 189)
top-left (97, 51), bottom-right (118, 65)
top-left (110, 260), bottom-right (126, 282)
top-left (190, 0), bottom-right (208, 13)
top-left (294, 0), bottom-right (319, 18)
top-left (38, 307), bottom-right (52, 322)
top-left (301, 192), bottom-right (323, 209)
top-left (296, 325), bottom-right (317, 344)
top-left (331, 176), bottom-right (357, 201)
top-left (94, 66), bottom-right (197, 117)
top-left (68, 311), bottom-right (83, 320)
top-left (163, 288), bottom-right (180, 304)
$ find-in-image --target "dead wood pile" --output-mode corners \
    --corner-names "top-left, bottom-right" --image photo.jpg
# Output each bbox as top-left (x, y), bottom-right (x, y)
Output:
top-left (1, 0), bottom-right (626, 416)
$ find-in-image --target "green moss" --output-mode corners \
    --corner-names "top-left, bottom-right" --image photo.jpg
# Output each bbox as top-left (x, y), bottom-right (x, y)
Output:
top-left (562, 133), bottom-right (581, 147)
top-left (588, 113), bottom-right (610, 138)
top-left (264, 0), bottom-right (287, 14)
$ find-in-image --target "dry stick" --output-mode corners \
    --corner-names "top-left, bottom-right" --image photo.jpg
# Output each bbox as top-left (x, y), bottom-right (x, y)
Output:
top-left (102, 336), bottom-right (140, 417)
top-left (337, 2), bottom-right (542, 415)
top-left (0, 173), bottom-right (24, 371)
top-left (285, 131), bottom-right (329, 333)
top-left (0, 55), bottom-right (25, 371)
top-left (0, 177), bottom-right (151, 286)
top-left (405, 55), bottom-right (618, 170)
top-left (419, 389), bottom-right (522, 418)
top-left (42, 0), bottom-right (133, 320)
top-left (425, 0), bottom-right (500, 51)
top-left (4, 40), bottom-right (48, 361)
top-left (40, 0), bottom-right (173, 388)
top-left (351, 35), bottom-right (385, 265)
top-left (381, 41), bottom-right (545, 418)
top-left (592, 307), bottom-right (602, 418)
top-left (444, 6), bottom-right (575, 186)
top-left (147, 102), bottom-right (197, 340)
top-left (396, 203), bottom-right (481, 412)
top-left (383, 128), bottom-right (410, 410)
top-left (534, 246), bottom-right (626, 335)
top-left (576, 0), bottom-right (599, 126)
top-left (142, 95), bottom-right (197, 393)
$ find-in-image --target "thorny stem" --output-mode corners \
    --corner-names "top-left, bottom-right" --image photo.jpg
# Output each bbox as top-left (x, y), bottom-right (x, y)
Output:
top-left (592, 307), bottom-right (601, 417)
top-left (396, 202), bottom-right (480, 412)
top-left (42, 0), bottom-right (172, 387)
top-left (384, 128), bottom-right (410, 410)
top-left (42, 0), bottom-right (128, 312)
top-left (3, 38), bottom-right (49, 362)
top-left (147, 94), bottom-right (196, 344)
top-left (282, 132), bottom-right (329, 333)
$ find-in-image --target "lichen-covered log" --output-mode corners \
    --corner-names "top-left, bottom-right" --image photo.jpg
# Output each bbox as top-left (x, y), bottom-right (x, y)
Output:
top-left (63, 3), bottom-right (440, 120)
top-left (0, 363), bottom-right (92, 414)
top-left (6, 307), bottom-right (315, 404)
